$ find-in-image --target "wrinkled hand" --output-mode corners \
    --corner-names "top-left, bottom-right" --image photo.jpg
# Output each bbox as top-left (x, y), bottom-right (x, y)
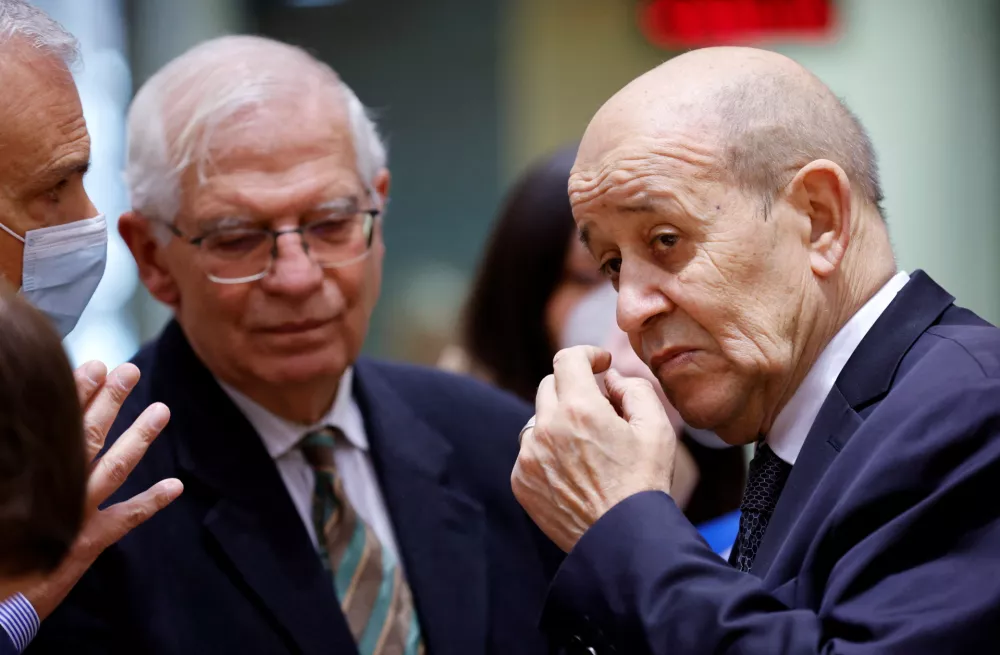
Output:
top-left (512, 346), bottom-right (678, 552)
top-left (603, 328), bottom-right (699, 508)
top-left (21, 361), bottom-right (184, 620)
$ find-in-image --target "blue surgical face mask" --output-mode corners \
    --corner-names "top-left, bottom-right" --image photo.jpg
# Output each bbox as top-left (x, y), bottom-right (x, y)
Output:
top-left (0, 215), bottom-right (108, 338)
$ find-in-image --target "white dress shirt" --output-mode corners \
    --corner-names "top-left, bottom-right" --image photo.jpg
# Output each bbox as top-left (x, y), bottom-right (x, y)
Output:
top-left (218, 368), bottom-right (401, 559)
top-left (767, 272), bottom-right (911, 465)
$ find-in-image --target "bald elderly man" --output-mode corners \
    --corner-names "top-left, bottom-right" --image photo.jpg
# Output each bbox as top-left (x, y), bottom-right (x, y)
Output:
top-left (513, 47), bottom-right (1000, 654)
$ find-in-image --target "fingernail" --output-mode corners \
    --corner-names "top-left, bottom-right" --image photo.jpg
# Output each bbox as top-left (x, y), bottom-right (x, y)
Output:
top-left (161, 478), bottom-right (183, 497)
top-left (150, 403), bottom-right (170, 430)
top-left (115, 369), bottom-right (139, 391)
top-left (83, 360), bottom-right (106, 384)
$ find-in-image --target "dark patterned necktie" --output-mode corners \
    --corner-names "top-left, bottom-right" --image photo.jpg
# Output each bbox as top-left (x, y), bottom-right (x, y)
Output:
top-left (729, 442), bottom-right (793, 573)
top-left (300, 427), bottom-right (425, 655)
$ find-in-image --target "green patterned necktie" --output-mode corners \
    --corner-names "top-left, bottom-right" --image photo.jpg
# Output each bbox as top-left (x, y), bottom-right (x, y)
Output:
top-left (300, 427), bottom-right (425, 655)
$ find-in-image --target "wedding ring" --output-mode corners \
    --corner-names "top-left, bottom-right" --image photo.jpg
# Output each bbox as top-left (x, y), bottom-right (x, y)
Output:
top-left (518, 415), bottom-right (536, 446)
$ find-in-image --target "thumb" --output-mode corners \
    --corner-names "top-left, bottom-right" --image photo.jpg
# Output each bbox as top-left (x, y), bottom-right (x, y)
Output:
top-left (604, 368), bottom-right (669, 435)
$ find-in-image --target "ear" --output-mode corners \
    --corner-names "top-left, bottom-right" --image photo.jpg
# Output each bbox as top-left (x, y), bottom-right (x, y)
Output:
top-left (372, 168), bottom-right (390, 210)
top-left (370, 168), bottom-right (390, 253)
top-left (786, 159), bottom-right (852, 278)
top-left (118, 211), bottom-right (181, 308)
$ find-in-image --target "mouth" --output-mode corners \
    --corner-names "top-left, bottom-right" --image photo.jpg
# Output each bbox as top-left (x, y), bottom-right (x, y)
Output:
top-left (255, 318), bottom-right (334, 335)
top-left (648, 347), bottom-right (699, 376)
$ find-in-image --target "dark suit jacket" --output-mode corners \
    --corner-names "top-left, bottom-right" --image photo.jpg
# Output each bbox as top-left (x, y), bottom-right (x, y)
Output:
top-left (1, 632), bottom-right (14, 655)
top-left (29, 321), bottom-right (561, 655)
top-left (542, 271), bottom-right (1000, 654)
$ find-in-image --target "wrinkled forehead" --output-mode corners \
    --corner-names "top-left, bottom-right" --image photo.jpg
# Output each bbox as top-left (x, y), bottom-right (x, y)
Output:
top-left (206, 98), bottom-right (353, 165)
top-left (0, 48), bottom-right (87, 183)
top-left (569, 132), bottom-right (723, 215)
top-left (171, 78), bottom-right (350, 164)
top-left (175, 101), bottom-right (363, 223)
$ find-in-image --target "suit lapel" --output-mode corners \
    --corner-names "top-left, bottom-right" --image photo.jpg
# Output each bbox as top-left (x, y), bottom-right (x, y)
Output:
top-left (155, 322), bottom-right (356, 655)
top-left (751, 387), bottom-right (860, 577)
top-left (353, 360), bottom-right (488, 655)
top-left (751, 271), bottom-right (955, 578)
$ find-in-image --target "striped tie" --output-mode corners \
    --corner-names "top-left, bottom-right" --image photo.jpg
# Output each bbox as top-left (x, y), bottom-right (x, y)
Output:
top-left (300, 428), bottom-right (425, 655)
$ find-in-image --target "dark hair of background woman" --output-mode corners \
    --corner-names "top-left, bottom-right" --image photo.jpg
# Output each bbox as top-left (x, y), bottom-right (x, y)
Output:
top-left (462, 145), bottom-right (579, 403)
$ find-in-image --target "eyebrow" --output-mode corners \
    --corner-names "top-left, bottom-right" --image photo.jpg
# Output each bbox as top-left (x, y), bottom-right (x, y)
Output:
top-left (577, 199), bottom-right (658, 251)
top-left (195, 215), bottom-right (257, 233)
top-left (38, 156), bottom-right (90, 188)
top-left (194, 196), bottom-right (364, 232)
top-left (313, 196), bottom-right (361, 214)
top-left (621, 203), bottom-right (655, 213)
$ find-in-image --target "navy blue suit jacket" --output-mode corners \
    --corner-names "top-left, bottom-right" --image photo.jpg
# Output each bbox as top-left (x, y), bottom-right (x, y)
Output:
top-left (29, 321), bottom-right (561, 654)
top-left (543, 271), bottom-right (1000, 654)
top-left (1, 632), bottom-right (13, 655)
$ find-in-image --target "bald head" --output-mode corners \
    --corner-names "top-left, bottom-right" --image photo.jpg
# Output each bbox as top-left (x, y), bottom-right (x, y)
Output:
top-left (579, 47), bottom-right (882, 217)
top-left (572, 47), bottom-right (897, 442)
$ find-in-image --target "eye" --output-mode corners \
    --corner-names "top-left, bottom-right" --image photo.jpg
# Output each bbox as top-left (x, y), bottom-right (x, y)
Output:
top-left (45, 179), bottom-right (70, 204)
top-left (653, 233), bottom-right (679, 250)
top-left (307, 216), bottom-right (356, 244)
top-left (203, 230), bottom-right (269, 258)
top-left (599, 257), bottom-right (622, 282)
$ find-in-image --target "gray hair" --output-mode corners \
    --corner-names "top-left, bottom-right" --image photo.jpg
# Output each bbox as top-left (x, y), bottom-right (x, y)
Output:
top-left (717, 72), bottom-right (883, 219)
top-left (0, 0), bottom-right (79, 66)
top-left (125, 35), bottom-right (387, 224)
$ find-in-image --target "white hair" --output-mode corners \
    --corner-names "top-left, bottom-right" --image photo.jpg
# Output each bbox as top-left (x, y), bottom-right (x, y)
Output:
top-left (125, 35), bottom-right (387, 224)
top-left (0, 0), bottom-right (79, 66)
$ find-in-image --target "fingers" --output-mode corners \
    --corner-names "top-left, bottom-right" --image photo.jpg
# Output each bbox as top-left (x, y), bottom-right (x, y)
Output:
top-left (535, 374), bottom-right (557, 421)
top-left (86, 478), bottom-right (184, 555)
top-left (74, 360), bottom-right (108, 409)
top-left (88, 402), bottom-right (170, 507)
top-left (552, 345), bottom-right (612, 402)
top-left (604, 368), bottom-right (670, 433)
top-left (82, 363), bottom-right (141, 462)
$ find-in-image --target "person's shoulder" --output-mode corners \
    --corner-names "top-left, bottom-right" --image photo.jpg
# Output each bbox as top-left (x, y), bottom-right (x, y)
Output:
top-left (110, 337), bottom-right (162, 423)
top-left (355, 357), bottom-right (533, 460)
top-left (358, 356), bottom-right (532, 421)
top-left (872, 318), bottom-right (1000, 456)
top-left (100, 333), bottom-right (176, 486)
top-left (128, 335), bottom-right (161, 379)
top-left (923, 316), bottom-right (1000, 379)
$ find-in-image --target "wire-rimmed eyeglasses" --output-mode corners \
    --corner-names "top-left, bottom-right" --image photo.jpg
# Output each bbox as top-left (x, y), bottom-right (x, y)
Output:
top-left (157, 208), bottom-right (379, 284)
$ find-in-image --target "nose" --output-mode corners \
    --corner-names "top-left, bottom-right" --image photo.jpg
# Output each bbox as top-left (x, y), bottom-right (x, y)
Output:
top-left (259, 230), bottom-right (324, 298)
top-left (615, 259), bottom-right (675, 335)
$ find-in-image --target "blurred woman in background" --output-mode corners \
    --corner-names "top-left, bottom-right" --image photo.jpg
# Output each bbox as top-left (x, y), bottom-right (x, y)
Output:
top-left (441, 145), bottom-right (744, 526)
top-left (439, 146), bottom-right (600, 401)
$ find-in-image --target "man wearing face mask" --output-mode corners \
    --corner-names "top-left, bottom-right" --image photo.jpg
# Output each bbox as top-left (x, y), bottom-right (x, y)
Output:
top-left (0, 2), bottom-right (182, 654)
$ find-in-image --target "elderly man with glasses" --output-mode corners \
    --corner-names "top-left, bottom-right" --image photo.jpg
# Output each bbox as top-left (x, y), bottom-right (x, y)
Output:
top-left (29, 35), bottom-right (561, 655)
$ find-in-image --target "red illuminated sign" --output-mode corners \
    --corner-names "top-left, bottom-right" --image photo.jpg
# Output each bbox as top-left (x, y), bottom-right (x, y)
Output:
top-left (639, 0), bottom-right (836, 48)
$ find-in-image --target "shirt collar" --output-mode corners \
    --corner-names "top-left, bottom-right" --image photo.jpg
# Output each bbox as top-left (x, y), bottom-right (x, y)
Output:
top-left (217, 366), bottom-right (368, 460)
top-left (766, 271), bottom-right (910, 465)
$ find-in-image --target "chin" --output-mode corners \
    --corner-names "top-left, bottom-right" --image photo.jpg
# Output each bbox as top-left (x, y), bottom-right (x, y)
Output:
top-left (666, 376), bottom-right (747, 441)
top-left (252, 344), bottom-right (354, 387)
